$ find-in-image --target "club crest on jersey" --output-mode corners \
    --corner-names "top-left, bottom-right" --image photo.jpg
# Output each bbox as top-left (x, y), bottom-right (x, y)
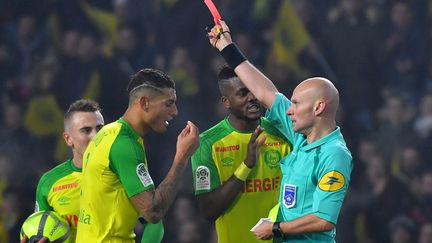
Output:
top-left (195, 166), bottom-right (210, 191)
top-left (318, 171), bottom-right (345, 191)
top-left (136, 163), bottom-right (154, 187)
top-left (283, 184), bottom-right (296, 208)
top-left (264, 149), bottom-right (281, 169)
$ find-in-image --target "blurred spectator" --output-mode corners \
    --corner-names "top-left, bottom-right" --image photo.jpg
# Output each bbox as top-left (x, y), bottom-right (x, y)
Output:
top-left (12, 14), bottom-right (48, 85)
top-left (414, 93), bottom-right (432, 143)
top-left (363, 153), bottom-right (415, 243)
top-left (59, 29), bottom-right (81, 61)
top-left (388, 215), bottom-right (417, 243)
top-left (394, 145), bottom-right (423, 197)
top-left (24, 64), bottom-right (63, 138)
top-left (419, 223), bottom-right (432, 243)
top-left (376, 93), bottom-right (417, 163)
top-left (412, 171), bottom-right (432, 224)
top-left (379, 1), bottom-right (428, 103)
top-left (321, 0), bottom-right (382, 134)
top-left (0, 39), bottom-right (20, 83)
top-left (113, 23), bottom-right (155, 76)
top-left (168, 47), bottom-right (198, 100)
top-left (0, 99), bottom-right (47, 179)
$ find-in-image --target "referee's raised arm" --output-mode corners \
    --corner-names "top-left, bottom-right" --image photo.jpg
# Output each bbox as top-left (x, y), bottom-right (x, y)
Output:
top-left (207, 20), bottom-right (279, 109)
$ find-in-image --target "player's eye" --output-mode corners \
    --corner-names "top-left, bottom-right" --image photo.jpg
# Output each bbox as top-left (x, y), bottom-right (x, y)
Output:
top-left (165, 100), bottom-right (175, 107)
top-left (81, 127), bottom-right (92, 134)
top-left (237, 88), bottom-right (249, 97)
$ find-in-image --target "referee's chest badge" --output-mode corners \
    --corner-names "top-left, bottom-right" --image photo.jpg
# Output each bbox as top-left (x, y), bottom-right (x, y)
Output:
top-left (283, 184), bottom-right (296, 208)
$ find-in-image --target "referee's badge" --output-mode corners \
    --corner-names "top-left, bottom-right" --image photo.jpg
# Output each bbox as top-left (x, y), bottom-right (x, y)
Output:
top-left (283, 184), bottom-right (296, 208)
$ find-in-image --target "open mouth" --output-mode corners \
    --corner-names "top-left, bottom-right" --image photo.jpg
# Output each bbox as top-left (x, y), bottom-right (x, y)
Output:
top-left (247, 103), bottom-right (260, 112)
top-left (164, 118), bottom-right (172, 126)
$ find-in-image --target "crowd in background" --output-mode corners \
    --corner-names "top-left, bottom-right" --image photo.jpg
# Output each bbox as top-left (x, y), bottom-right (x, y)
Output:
top-left (0, 0), bottom-right (432, 242)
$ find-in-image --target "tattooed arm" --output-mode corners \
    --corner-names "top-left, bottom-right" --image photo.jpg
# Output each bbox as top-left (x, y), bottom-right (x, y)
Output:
top-left (131, 121), bottom-right (199, 223)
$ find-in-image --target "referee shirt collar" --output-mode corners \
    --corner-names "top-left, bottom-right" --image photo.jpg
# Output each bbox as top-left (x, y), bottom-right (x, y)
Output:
top-left (300, 126), bottom-right (342, 152)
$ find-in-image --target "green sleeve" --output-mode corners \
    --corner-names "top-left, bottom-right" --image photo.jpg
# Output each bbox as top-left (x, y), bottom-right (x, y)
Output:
top-left (191, 137), bottom-right (221, 195)
top-left (141, 221), bottom-right (164, 243)
top-left (109, 136), bottom-right (154, 198)
top-left (35, 175), bottom-right (53, 211)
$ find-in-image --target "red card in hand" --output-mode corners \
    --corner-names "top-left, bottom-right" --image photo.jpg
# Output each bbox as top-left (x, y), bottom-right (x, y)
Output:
top-left (204, 0), bottom-right (221, 25)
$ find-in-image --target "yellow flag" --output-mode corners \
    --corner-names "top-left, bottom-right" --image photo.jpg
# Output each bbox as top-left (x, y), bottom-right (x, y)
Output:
top-left (270, 0), bottom-right (311, 73)
top-left (24, 95), bottom-right (63, 137)
top-left (80, 0), bottom-right (118, 57)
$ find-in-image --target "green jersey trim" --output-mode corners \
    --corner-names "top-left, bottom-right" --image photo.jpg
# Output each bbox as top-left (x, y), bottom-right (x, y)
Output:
top-left (36, 159), bottom-right (76, 211)
top-left (109, 118), bottom-right (155, 198)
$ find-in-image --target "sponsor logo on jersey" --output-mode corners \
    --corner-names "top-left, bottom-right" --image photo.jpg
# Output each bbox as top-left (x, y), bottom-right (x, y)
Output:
top-left (136, 163), bottom-right (154, 187)
top-left (215, 144), bottom-right (240, 152)
top-left (78, 209), bottom-right (91, 225)
top-left (52, 182), bottom-right (79, 192)
top-left (221, 157), bottom-right (234, 166)
top-left (241, 176), bottom-right (280, 193)
top-left (65, 214), bottom-right (79, 227)
top-left (195, 166), bottom-right (211, 191)
top-left (58, 196), bottom-right (71, 206)
top-left (318, 171), bottom-right (345, 191)
top-left (264, 149), bottom-right (282, 168)
top-left (262, 141), bottom-right (284, 147)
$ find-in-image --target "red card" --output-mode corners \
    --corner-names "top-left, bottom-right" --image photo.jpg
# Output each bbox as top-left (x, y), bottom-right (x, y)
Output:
top-left (204, 0), bottom-right (221, 25)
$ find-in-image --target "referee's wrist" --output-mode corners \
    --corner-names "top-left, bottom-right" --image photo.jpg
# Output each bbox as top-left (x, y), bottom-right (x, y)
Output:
top-left (220, 43), bottom-right (247, 69)
top-left (272, 221), bottom-right (283, 238)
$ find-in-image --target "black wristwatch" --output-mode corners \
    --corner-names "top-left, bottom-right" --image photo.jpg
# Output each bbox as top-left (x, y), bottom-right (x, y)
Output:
top-left (272, 222), bottom-right (283, 238)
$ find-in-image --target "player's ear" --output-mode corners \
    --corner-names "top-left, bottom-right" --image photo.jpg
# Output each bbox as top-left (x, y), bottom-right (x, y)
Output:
top-left (63, 131), bottom-right (73, 147)
top-left (221, 96), bottom-right (230, 109)
top-left (139, 96), bottom-right (150, 112)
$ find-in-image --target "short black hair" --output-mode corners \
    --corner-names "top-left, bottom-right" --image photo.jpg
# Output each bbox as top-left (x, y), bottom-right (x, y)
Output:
top-left (217, 65), bottom-right (237, 82)
top-left (127, 68), bottom-right (175, 98)
top-left (65, 99), bottom-right (101, 119)
top-left (217, 65), bottom-right (239, 94)
top-left (64, 99), bottom-right (101, 128)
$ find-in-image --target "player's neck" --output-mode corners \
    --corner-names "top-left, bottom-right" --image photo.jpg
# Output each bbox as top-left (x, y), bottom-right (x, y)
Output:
top-left (123, 107), bottom-right (149, 137)
top-left (72, 156), bottom-right (83, 168)
top-left (228, 115), bottom-right (260, 132)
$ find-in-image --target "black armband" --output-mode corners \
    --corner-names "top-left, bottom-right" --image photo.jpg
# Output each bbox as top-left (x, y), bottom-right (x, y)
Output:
top-left (220, 43), bottom-right (247, 69)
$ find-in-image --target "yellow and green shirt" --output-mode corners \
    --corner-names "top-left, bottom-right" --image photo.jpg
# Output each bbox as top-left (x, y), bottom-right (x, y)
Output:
top-left (35, 159), bottom-right (81, 242)
top-left (77, 118), bottom-right (155, 243)
top-left (192, 117), bottom-right (291, 243)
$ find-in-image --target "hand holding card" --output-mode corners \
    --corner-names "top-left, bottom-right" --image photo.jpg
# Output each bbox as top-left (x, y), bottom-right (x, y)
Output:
top-left (250, 218), bottom-right (272, 232)
top-left (204, 0), bottom-right (221, 30)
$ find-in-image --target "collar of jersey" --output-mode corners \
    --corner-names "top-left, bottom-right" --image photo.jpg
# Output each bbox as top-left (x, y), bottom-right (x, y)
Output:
top-left (300, 126), bottom-right (342, 151)
top-left (118, 117), bottom-right (141, 140)
top-left (68, 158), bottom-right (82, 172)
top-left (224, 116), bottom-right (263, 134)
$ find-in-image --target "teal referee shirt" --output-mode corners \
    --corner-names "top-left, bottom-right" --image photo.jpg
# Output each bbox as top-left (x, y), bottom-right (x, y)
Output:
top-left (266, 93), bottom-right (353, 243)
